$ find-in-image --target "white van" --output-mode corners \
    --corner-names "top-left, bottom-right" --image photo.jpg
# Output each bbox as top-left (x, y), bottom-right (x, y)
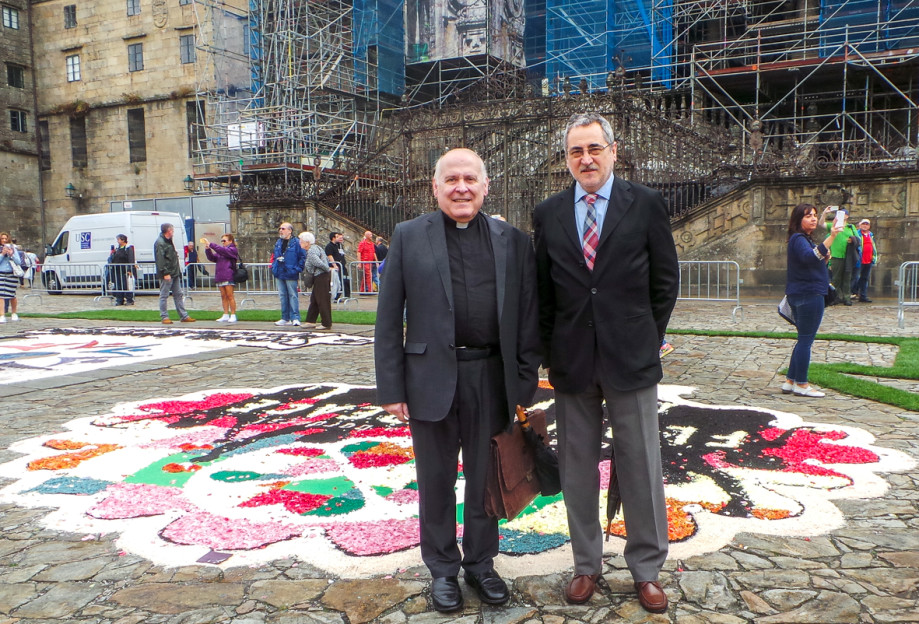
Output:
top-left (42, 211), bottom-right (189, 294)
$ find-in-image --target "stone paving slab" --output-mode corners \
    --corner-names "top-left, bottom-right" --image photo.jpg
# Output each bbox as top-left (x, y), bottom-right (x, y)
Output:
top-left (0, 299), bottom-right (916, 622)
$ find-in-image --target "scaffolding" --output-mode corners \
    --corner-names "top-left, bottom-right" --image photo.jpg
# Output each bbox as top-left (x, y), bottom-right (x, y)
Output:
top-left (185, 0), bottom-right (919, 236)
top-left (538, 0), bottom-right (919, 172)
top-left (190, 0), bottom-right (392, 202)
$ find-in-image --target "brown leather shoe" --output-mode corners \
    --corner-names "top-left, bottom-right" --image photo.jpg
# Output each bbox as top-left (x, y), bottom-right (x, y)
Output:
top-left (180, 317), bottom-right (196, 323)
top-left (565, 574), bottom-right (600, 604)
top-left (161, 319), bottom-right (173, 325)
top-left (635, 581), bottom-right (668, 613)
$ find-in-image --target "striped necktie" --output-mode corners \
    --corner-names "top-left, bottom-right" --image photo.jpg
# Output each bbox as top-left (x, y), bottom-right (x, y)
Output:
top-left (582, 193), bottom-right (599, 271)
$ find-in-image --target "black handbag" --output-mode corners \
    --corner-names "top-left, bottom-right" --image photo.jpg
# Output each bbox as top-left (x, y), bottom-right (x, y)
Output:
top-left (825, 283), bottom-right (839, 307)
top-left (232, 257), bottom-right (249, 284)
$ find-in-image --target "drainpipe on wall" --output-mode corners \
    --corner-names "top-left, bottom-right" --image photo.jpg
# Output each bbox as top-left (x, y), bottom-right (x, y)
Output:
top-left (27, 1), bottom-right (46, 250)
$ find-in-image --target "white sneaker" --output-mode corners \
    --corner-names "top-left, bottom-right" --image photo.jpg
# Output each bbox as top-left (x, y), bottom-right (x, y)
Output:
top-left (275, 319), bottom-right (290, 326)
top-left (228, 314), bottom-right (237, 323)
top-left (301, 322), bottom-right (317, 330)
top-left (291, 319), bottom-right (301, 326)
top-left (793, 385), bottom-right (825, 398)
top-left (0, 316), bottom-right (6, 323)
top-left (10, 313), bottom-right (18, 322)
top-left (217, 314), bottom-right (230, 322)
top-left (781, 382), bottom-right (794, 394)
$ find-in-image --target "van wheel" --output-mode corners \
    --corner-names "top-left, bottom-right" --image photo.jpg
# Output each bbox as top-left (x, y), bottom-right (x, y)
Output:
top-left (44, 273), bottom-right (62, 294)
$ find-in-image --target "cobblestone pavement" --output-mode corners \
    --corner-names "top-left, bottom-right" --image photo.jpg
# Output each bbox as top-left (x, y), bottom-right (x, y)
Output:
top-left (1, 294), bottom-right (917, 623)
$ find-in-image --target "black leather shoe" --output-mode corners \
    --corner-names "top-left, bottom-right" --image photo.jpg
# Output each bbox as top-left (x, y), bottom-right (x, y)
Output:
top-left (859, 297), bottom-right (873, 303)
top-left (464, 568), bottom-right (509, 605)
top-left (431, 577), bottom-right (463, 612)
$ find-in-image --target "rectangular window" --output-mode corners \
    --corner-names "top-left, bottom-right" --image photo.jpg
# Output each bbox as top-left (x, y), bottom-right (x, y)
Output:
top-left (39, 120), bottom-right (51, 170)
top-left (6, 63), bottom-right (24, 88)
top-left (126, 0), bottom-right (140, 17)
top-left (66, 55), bottom-right (81, 82)
top-left (64, 5), bottom-right (76, 28)
top-left (2, 5), bottom-right (20, 29)
top-left (127, 108), bottom-right (146, 163)
top-left (180, 34), bottom-right (196, 64)
top-left (128, 43), bottom-right (144, 72)
top-left (186, 99), bottom-right (205, 157)
top-left (10, 109), bottom-right (27, 133)
top-left (70, 116), bottom-right (87, 168)
top-left (179, 0), bottom-right (192, 5)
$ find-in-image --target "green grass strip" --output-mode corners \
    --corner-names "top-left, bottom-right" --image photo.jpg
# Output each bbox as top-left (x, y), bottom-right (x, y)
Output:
top-left (668, 329), bottom-right (919, 411)
top-left (20, 309), bottom-right (377, 325)
top-left (16, 311), bottom-right (919, 410)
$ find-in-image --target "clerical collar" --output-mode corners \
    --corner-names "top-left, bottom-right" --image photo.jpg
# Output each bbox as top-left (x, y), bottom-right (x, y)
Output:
top-left (442, 211), bottom-right (477, 229)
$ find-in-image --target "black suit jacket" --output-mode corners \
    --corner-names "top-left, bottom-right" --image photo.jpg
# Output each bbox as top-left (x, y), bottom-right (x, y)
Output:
top-left (375, 211), bottom-right (541, 427)
top-left (534, 179), bottom-right (679, 394)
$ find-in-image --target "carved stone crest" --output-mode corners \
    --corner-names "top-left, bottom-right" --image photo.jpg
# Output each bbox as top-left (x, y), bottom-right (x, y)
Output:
top-left (153, 0), bottom-right (168, 28)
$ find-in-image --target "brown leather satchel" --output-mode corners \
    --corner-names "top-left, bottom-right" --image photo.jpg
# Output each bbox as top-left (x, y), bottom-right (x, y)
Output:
top-left (484, 408), bottom-right (550, 520)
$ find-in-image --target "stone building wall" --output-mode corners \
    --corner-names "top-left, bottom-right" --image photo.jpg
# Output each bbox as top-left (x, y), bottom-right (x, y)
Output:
top-left (0, 0), bottom-right (41, 248)
top-left (672, 171), bottom-right (919, 296)
top-left (29, 0), bottom-right (246, 248)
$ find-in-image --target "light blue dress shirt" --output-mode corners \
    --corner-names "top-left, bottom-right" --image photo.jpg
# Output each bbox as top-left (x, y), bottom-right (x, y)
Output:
top-left (574, 175), bottom-right (615, 241)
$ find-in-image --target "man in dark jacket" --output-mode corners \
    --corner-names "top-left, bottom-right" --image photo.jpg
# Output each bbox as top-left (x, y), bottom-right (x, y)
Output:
top-left (154, 223), bottom-right (195, 324)
top-left (271, 222), bottom-right (306, 326)
top-left (375, 148), bottom-right (541, 613)
top-left (109, 234), bottom-right (136, 306)
top-left (534, 112), bottom-right (678, 613)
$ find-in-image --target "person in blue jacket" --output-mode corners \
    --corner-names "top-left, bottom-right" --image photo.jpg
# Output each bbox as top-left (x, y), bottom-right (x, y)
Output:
top-left (271, 222), bottom-right (306, 326)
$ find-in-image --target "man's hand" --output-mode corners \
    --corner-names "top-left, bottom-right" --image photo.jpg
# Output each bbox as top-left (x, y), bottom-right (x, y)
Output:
top-left (382, 402), bottom-right (410, 423)
top-left (164, 275), bottom-right (172, 281)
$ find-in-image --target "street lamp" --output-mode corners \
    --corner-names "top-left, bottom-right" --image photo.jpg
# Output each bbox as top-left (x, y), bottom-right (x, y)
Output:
top-left (65, 182), bottom-right (78, 199)
top-left (183, 174), bottom-right (195, 192)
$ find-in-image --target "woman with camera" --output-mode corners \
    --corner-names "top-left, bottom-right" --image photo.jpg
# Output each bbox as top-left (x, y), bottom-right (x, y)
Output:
top-left (202, 234), bottom-right (240, 323)
top-left (0, 232), bottom-right (22, 322)
top-left (782, 204), bottom-right (841, 398)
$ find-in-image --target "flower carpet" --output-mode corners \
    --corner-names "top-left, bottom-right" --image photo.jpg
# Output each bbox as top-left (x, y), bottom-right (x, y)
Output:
top-left (0, 382), bottom-right (911, 577)
top-left (0, 327), bottom-right (372, 385)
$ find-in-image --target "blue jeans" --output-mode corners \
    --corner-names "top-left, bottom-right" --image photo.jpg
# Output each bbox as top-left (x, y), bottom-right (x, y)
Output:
top-left (277, 278), bottom-right (299, 321)
top-left (853, 264), bottom-right (872, 299)
top-left (787, 293), bottom-right (824, 384)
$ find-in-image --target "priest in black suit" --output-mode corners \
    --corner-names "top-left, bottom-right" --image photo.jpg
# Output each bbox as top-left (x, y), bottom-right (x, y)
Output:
top-left (375, 148), bottom-right (541, 613)
top-left (534, 113), bottom-right (679, 614)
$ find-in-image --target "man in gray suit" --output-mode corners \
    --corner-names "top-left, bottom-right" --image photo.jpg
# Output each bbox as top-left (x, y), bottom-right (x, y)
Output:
top-left (534, 113), bottom-right (679, 613)
top-left (375, 148), bottom-right (541, 612)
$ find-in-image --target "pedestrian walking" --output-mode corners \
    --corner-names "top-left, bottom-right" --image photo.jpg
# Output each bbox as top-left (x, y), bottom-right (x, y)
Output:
top-left (154, 223), bottom-right (195, 325)
top-left (271, 222), bottom-right (305, 326)
top-left (299, 232), bottom-right (332, 330)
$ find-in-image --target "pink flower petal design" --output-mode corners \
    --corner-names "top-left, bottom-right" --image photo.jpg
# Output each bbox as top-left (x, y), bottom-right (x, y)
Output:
top-left (87, 483), bottom-right (195, 519)
top-left (323, 518), bottom-right (420, 556)
top-left (281, 458), bottom-right (340, 476)
top-left (160, 511), bottom-right (302, 550)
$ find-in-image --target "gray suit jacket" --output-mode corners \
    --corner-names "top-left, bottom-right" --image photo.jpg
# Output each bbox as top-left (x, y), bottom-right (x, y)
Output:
top-left (374, 211), bottom-right (541, 427)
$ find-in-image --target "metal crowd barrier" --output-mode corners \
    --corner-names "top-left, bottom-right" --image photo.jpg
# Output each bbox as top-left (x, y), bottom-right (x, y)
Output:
top-left (896, 261), bottom-right (919, 329)
top-left (677, 260), bottom-right (743, 322)
top-left (349, 260), bottom-right (380, 297)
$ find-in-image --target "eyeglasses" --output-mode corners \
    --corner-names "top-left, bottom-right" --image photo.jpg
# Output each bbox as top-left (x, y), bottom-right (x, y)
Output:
top-left (567, 143), bottom-right (612, 160)
top-left (220, 239), bottom-right (230, 243)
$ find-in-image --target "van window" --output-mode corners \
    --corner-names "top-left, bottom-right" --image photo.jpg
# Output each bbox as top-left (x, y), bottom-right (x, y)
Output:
top-left (50, 231), bottom-right (69, 256)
